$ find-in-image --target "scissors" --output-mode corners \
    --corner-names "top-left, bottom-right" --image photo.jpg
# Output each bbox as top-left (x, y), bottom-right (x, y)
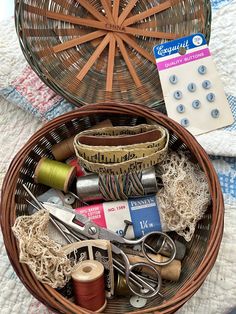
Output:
top-left (22, 185), bottom-right (176, 298)
top-left (41, 201), bottom-right (176, 297)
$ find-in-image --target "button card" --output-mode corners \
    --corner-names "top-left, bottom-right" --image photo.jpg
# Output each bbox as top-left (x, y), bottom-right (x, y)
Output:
top-left (153, 33), bottom-right (234, 135)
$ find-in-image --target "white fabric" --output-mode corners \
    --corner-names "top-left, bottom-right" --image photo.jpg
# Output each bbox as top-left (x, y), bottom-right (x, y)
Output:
top-left (196, 0), bottom-right (236, 156)
top-left (0, 96), bottom-right (42, 192)
top-left (0, 91), bottom-right (236, 314)
top-left (0, 18), bottom-right (27, 89)
top-left (1, 2), bottom-right (236, 313)
top-left (197, 130), bottom-right (236, 156)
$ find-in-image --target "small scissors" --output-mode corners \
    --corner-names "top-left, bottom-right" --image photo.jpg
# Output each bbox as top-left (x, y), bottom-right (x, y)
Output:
top-left (41, 201), bottom-right (176, 298)
top-left (22, 184), bottom-right (176, 298)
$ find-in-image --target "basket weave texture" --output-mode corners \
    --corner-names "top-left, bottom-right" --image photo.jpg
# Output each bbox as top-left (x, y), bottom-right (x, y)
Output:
top-left (1, 103), bottom-right (223, 314)
top-left (15, 0), bottom-right (211, 109)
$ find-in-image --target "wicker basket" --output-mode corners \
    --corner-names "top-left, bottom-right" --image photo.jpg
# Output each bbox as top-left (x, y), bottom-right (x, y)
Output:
top-left (1, 103), bottom-right (223, 314)
top-left (15, 0), bottom-right (211, 110)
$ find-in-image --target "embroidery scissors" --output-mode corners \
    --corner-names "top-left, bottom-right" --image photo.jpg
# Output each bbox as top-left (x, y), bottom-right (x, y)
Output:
top-left (23, 184), bottom-right (176, 298)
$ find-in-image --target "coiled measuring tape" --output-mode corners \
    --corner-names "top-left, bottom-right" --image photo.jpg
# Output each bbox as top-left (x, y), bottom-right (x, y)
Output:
top-left (74, 124), bottom-right (169, 174)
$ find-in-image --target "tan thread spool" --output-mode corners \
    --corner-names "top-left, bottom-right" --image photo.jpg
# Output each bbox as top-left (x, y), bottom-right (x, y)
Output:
top-left (34, 157), bottom-right (76, 192)
top-left (52, 119), bottom-right (113, 161)
top-left (127, 253), bottom-right (181, 281)
top-left (52, 137), bottom-right (75, 161)
top-left (71, 260), bottom-right (107, 312)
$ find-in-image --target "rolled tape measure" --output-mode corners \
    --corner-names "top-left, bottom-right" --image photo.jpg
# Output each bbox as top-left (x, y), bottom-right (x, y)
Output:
top-left (52, 119), bottom-right (113, 161)
top-left (74, 124), bottom-right (169, 174)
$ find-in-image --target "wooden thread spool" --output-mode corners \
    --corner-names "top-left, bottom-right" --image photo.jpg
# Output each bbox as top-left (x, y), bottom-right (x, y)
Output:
top-left (72, 260), bottom-right (107, 312)
top-left (52, 137), bottom-right (75, 161)
top-left (34, 158), bottom-right (76, 192)
top-left (127, 253), bottom-right (181, 281)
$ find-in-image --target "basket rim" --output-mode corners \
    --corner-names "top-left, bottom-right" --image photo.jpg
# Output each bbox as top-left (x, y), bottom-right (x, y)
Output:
top-left (0, 102), bottom-right (224, 314)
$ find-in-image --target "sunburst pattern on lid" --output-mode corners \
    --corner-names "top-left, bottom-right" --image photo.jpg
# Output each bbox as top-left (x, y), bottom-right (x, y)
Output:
top-left (16, 0), bottom-right (211, 107)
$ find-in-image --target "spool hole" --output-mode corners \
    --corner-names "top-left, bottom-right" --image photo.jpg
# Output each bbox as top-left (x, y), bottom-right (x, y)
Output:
top-left (83, 266), bottom-right (92, 273)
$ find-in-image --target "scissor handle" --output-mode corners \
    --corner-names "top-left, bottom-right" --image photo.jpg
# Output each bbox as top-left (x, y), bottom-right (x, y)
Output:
top-left (116, 249), bottom-right (162, 298)
top-left (126, 262), bottom-right (162, 298)
top-left (141, 232), bottom-right (176, 266)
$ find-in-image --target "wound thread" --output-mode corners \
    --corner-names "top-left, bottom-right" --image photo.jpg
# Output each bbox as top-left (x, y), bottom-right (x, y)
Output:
top-left (72, 260), bottom-right (106, 312)
top-left (34, 158), bottom-right (76, 192)
top-left (52, 137), bottom-right (75, 161)
top-left (98, 171), bottom-right (144, 201)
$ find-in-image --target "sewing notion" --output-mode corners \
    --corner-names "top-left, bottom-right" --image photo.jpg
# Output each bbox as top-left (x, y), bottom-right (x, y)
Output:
top-left (74, 124), bottom-right (169, 174)
top-left (52, 119), bottom-right (113, 161)
top-left (63, 239), bottom-right (114, 297)
top-left (154, 33), bottom-right (234, 135)
top-left (71, 260), bottom-right (107, 312)
top-left (76, 166), bottom-right (158, 201)
top-left (34, 158), bottom-right (76, 192)
top-left (12, 118), bottom-right (212, 311)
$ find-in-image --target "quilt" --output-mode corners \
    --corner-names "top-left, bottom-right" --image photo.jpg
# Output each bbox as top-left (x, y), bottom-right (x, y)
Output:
top-left (0, 0), bottom-right (236, 312)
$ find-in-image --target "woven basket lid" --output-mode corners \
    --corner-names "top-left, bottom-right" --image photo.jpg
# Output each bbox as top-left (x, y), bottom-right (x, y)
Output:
top-left (16, 0), bottom-right (211, 109)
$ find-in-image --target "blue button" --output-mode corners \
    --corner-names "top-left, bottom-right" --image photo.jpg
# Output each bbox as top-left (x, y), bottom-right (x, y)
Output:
top-left (169, 75), bottom-right (178, 84)
top-left (211, 109), bottom-right (220, 118)
top-left (198, 65), bottom-right (207, 75)
top-left (192, 100), bottom-right (201, 109)
top-left (206, 93), bottom-right (215, 102)
top-left (176, 104), bottom-right (185, 113)
top-left (202, 80), bottom-right (211, 89)
top-left (180, 118), bottom-right (189, 127)
top-left (188, 83), bottom-right (196, 92)
top-left (174, 90), bottom-right (183, 100)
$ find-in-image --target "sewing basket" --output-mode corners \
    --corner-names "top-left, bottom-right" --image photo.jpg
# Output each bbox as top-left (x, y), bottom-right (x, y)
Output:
top-left (1, 0), bottom-right (220, 312)
top-left (1, 102), bottom-right (224, 313)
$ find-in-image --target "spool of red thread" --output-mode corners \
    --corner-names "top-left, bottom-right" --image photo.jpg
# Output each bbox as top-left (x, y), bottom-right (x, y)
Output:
top-left (72, 260), bottom-right (107, 312)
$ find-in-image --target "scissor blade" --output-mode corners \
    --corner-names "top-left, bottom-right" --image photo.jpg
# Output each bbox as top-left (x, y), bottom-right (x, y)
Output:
top-left (98, 228), bottom-right (126, 244)
top-left (43, 202), bottom-right (129, 245)
top-left (44, 203), bottom-right (75, 222)
top-left (42, 203), bottom-right (82, 230)
top-left (42, 202), bottom-right (90, 225)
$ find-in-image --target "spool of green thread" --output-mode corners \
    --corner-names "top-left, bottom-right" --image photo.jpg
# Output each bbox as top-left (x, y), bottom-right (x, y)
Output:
top-left (34, 158), bottom-right (76, 192)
